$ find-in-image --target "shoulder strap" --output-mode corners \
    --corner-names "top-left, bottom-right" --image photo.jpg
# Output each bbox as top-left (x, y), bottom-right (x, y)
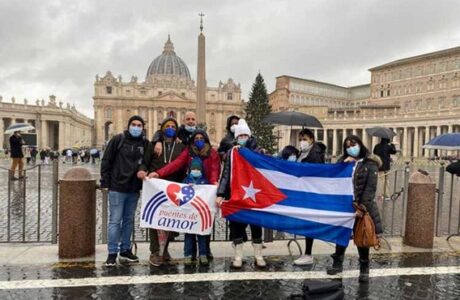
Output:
top-left (116, 134), bottom-right (125, 151)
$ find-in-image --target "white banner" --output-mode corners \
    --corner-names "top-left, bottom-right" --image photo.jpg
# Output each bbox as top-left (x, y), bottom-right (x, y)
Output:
top-left (140, 179), bottom-right (217, 235)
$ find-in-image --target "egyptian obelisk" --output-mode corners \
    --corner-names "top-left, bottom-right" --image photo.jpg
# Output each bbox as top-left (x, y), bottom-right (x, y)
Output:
top-left (196, 12), bottom-right (207, 125)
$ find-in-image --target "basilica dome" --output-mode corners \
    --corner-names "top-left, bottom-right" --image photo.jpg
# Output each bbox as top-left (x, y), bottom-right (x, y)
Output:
top-left (146, 35), bottom-right (191, 80)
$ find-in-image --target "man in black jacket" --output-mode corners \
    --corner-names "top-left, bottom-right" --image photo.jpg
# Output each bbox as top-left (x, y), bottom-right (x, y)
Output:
top-left (9, 131), bottom-right (25, 180)
top-left (373, 138), bottom-right (397, 198)
top-left (373, 138), bottom-right (396, 172)
top-left (100, 115), bottom-right (148, 267)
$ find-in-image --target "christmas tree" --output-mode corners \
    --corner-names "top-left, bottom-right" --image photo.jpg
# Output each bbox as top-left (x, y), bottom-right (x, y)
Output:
top-left (245, 73), bottom-right (276, 153)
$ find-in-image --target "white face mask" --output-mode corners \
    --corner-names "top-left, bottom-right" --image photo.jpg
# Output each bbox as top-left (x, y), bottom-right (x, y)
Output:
top-left (287, 155), bottom-right (297, 162)
top-left (230, 124), bottom-right (237, 133)
top-left (299, 140), bottom-right (312, 152)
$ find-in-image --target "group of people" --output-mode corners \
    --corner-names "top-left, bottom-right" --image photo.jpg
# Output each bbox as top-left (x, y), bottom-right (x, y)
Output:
top-left (100, 111), bottom-right (386, 283)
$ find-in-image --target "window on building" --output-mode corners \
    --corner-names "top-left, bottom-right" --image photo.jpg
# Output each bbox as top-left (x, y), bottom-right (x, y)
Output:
top-left (105, 107), bottom-right (112, 119)
top-left (106, 86), bottom-right (112, 94)
top-left (380, 90), bottom-right (384, 98)
top-left (181, 92), bottom-right (185, 97)
top-left (158, 91), bottom-right (162, 96)
top-left (227, 93), bottom-right (233, 100)
top-left (387, 90), bottom-right (390, 97)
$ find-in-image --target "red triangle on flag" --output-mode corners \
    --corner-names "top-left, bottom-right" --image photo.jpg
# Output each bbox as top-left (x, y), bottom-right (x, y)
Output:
top-left (221, 149), bottom-right (286, 217)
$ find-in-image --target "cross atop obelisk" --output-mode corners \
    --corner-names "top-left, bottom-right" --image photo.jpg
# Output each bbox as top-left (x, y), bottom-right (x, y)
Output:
top-left (199, 12), bottom-right (205, 32)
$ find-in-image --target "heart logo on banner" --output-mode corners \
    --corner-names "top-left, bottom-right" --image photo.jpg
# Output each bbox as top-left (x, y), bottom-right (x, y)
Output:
top-left (166, 183), bottom-right (196, 206)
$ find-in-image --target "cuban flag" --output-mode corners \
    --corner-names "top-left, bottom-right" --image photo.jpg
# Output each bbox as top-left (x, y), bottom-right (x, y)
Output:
top-left (221, 148), bottom-right (355, 247)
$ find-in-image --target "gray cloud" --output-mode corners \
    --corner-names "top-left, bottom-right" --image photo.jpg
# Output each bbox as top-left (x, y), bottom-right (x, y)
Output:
top-left (1, 0), bottom-right (460, 117)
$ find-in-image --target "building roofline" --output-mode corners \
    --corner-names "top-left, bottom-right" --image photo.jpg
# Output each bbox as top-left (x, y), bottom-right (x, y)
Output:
top-left (276, 75), bottom-right (368, 90)
top-left (369, 46), bottom-right (460, 71)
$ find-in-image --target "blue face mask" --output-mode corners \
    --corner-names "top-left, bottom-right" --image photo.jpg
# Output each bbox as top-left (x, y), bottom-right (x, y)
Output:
top-left (194, 139), bottom-right (205, 150)
top-left (185, 125), bottom-right (196, 133)
top-left (346, 145), bottom-right (361, 157)
top-left (164, 127), bottom-right (176, 138)
top-left (190, 170), bottom-right (202, 178)
top-left (129, 126), bottom-right (142, 137)
top-left (237, 138), bottom-right (248, 146)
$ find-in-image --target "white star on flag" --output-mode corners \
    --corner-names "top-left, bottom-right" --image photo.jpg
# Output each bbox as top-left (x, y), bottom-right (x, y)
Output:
top-left (242, 181), bottom-right (261, 202)
top-left (175, 190), bottom-right (185, 201)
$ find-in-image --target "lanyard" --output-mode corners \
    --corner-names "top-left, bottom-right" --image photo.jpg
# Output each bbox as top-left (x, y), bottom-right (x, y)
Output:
top-left (163, 141), bottom-right (176, 164)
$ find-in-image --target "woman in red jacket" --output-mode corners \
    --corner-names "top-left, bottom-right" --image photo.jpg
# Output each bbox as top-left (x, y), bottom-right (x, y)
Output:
top-left (150, 129), bottom-right (221, 261)
top-left (150, 129), bottom-right (220, 184)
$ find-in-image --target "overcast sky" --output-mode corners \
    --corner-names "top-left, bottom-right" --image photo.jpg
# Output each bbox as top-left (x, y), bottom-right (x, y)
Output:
top-left (1, 0), bottom-right (460, 118)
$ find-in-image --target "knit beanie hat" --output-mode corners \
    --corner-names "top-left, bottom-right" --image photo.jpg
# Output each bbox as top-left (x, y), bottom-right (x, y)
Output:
top-left (127, 115), bottom-right (145, 128)
top-left (234, 119), bottom-right (251, 138)
top-left (190, 157), bottom-right (203, 170)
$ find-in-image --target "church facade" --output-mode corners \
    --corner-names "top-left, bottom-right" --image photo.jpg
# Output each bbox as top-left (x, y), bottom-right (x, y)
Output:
top-left (93, 31), bottom-right (244, 147)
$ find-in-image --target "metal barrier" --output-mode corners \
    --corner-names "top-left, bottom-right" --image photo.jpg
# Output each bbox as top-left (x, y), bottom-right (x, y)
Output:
top-left (0, 160), bottom-right (59, 243)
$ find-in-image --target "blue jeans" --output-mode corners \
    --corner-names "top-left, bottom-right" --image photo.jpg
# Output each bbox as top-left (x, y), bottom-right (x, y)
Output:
top-left (184, 234), bottom-right (207, 257)
top-left (108, 191), bottom-right (139, 254)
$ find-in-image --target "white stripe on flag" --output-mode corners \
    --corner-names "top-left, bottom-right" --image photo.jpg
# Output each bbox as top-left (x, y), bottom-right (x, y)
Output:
top-left (257, 168), bottom-right (354, 196)
top-left (252, 204), bottom-right (356, 229)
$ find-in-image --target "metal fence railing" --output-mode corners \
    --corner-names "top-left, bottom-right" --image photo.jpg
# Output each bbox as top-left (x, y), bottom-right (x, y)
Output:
top-left (0, 160), bottom-right (58, 243)
top-left (1, 159), bottom-right (460, 245)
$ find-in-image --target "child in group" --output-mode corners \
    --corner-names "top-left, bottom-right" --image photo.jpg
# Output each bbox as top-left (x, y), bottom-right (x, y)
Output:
top-left (183, 157), bottom-right (210, 266)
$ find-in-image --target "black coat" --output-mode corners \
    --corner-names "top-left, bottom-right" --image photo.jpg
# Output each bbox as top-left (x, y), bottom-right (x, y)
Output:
top-left (373, 142), bottom-right (396, 172)
top-left (9, 135), bottom-right (24, 158)
top-left (299, 142), bottom-right (326, 164)
top-left (100, 131), bottom-right (148, 193)
top-left (217, 140), bottom-right (259, 199)
top-left (351, 155), bottom-right (383, 234)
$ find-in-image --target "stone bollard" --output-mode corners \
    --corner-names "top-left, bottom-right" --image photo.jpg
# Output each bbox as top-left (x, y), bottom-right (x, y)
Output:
top-left (58, 167), bottom-right (96, 258)
top-left (403, 170), bottom-right (436, 248)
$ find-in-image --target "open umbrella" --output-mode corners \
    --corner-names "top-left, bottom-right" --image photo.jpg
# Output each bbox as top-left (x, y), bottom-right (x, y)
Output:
top-left (263, 111), bottom-right (323, 128)
top-left (4, 123), bottom-right (35, 134)
top-left (365, 127), bottom-right (396, 140)
top-left (423, 133), bottom-right (460, 150)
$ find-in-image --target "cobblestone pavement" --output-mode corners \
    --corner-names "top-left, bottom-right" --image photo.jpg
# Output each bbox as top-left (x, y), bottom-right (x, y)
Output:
top-left (0, 252), bottom-right (460, 299)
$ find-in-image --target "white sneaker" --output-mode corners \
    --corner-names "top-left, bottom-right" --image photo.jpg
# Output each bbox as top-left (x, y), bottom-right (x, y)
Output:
top-left (293, 255), bottom-right (314, 266)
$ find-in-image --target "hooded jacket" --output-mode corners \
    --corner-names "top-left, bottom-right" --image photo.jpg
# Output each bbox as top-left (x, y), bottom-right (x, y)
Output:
top-left (100, 115), bottom-right (148, 193)
top-left (218, 115), bottom-right (239, 155)
top-left (373, 140), bottom-right (396, 172)
top-left (155, 129), bottom-right (221, 184)
top-left (299, 142), bottom-right (326, 164)
top-left (338, 153), bottom-right (383, 234)
top-left (139, 117), bottom-right (186, 182)
top-left (217, 137), bottom-right (260, 198)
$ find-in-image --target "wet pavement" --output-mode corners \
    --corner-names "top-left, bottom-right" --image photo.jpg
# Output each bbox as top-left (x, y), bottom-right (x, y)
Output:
top-left (1, 251), bottom-right (460, 299)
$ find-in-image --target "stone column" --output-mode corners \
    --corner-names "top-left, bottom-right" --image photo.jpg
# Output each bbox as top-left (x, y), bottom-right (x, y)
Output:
top-left (436, 126), bottom-right (442, 157)
top-left (147, 108), bottom-right (153, 139)
top-left (371, 136), bottom-right (378, 152)
top-left (412, 126), bottom-right (419, 157)
top-left (59, 121), bottom-right (66, 151)
top-left (41, 120), bottom-right (48, 148)
top-left (448, 124), bottom-right (453, 133)
top-left (332, 129), bottom-right (338, 157)
top-left (153, 108), bottom-right (158, 132)
top-left (402, 127), bottom-right (408, 157)
top-left (362, 128), bottom-right (369, 150)
top-left (0, 118), bottom-right (4, 149)
top-left (323, 129), bottom-right (328, 150)
top-left (352, 128), bottom-right (357, 136)
top-left (314, 129), bottom-right (318, 141)
top-left (424, 126), bottom-right (430, 158)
